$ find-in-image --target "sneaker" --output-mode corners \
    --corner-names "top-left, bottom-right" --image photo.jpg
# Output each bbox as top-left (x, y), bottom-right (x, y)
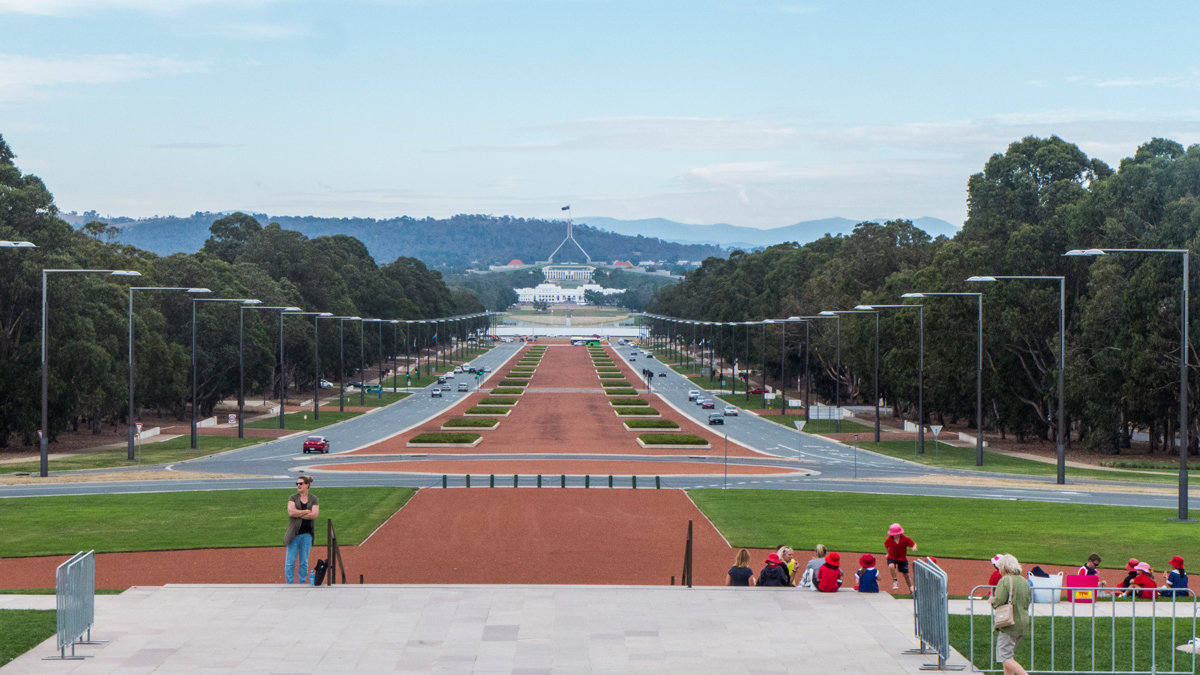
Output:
top-left (892, 581), bottom-right (900, 590)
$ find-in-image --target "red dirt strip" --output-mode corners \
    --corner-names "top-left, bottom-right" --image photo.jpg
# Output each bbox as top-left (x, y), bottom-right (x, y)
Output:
top-left (309, 459), bottom-right (798, 475)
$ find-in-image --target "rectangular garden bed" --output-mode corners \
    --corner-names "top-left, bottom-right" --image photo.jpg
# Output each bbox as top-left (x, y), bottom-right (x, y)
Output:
top-left (623, 419), bottom-right (680, 431)
top-left (609, 398), bottom-right (649, 406)
top-left (407, 432), bottom-right (483, 448)
top-left (441, 418), bottom-right (499, 430)
top-left (479, 397), bottom-right (518, 406)
top-left (499, 380), bottom-right (529, 387)
top-left (598, 373), bottom-right (624, 378)
top-left (636, 433), bottom-right (709, 449)
top-left (465, 406), bottom-right (512, 416)
top-left (601, 381), bottom-right (632, 388)
top-left (490, 388), bottom-right (525, 395)
top-left (605, 388), bottom-right (640, 396)
top-left (614, 407), bottom-right (661, 417)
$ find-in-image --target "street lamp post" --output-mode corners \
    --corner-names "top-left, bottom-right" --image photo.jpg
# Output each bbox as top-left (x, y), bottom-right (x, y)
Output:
top-left (903, 291), bottom-right (984, 465)
top-left (238, 306), bottom-right (301, 438)
top-left (192, 298), bottom-right (260, 449)
top-left (42, 268), bottom-right (142, 476)
top-left (363, 318), bottom-right (387, 402)
top-left (128, 286), bottom-right (210, 459)
top-left (813, 313), bottom-right (842, 432)
top-left (968, 275), bottom-right (1066, 482)
top-left (283, 312), bottom-right (334, 421)
top-left (1066, 248), bottom-right (1191, 519)
top-left (858, 304), bottom-right (924, 453)
top-left (825, 310), bottom-right (880, 442)
top-left (337, 317), bottom-right (362, 412)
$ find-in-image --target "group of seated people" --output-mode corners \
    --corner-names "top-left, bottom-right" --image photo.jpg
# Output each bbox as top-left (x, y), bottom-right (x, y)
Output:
top-left (726, 545), bottom-right (882, 592)
top-left (980, 553), bottom-right (1189, 599)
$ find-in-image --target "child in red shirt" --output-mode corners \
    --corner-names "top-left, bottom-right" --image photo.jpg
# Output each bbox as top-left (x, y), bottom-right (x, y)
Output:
top-left (1129, 562), bottom-right (1157, 599)
top-left (885, 523), bottom-right (917, 591)
top-left (816, 551), bottom-right (843, 592)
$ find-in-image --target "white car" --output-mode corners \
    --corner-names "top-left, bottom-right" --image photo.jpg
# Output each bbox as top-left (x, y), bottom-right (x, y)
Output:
top-left (445, 372), bottom-right (455, 379)
top-left (453, 366), bottom-right (463, 374)
top-left (687, 390), bottom-right (700, 401)
top-left (724, 406), bottom-right (739, 416)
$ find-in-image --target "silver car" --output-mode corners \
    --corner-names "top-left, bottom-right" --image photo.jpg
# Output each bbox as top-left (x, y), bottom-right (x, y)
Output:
top-left (724, 406), bottom-right (739, 416)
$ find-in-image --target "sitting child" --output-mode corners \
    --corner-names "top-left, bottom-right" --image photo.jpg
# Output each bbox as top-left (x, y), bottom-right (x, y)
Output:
top-left (855, 554), bottom-right (879, 593)
top-left (1119, 558), bottom-right (1140, 591)
top-left (1129, 562), bottom-right (1157, 599)
top-left (1161, 556), bottom-right (1188, 597)
top-left (756, 553), bottom-right (791, 587)
top-left (816, 552), bottom-right (843, 592)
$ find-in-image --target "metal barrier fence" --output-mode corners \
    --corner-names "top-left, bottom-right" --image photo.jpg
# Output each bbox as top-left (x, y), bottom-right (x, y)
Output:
top-left (46, 550), bottom-right (104, 660)
top-left (907, 558), bottom-right (963, 670)
top-left (967, 584), bottom-right (1198, 674)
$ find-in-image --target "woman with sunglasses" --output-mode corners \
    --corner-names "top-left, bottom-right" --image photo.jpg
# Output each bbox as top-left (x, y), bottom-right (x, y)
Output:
top-left (284, 475), bottom-right (320, 584)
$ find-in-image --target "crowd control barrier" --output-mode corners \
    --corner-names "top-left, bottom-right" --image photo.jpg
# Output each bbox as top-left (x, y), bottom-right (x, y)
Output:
top-left (907, 558), bottom-right (963, 670)
top-left (46, 550), bottom-right (105, 660)
top-left (967, 583), bottom-right (1198, 674)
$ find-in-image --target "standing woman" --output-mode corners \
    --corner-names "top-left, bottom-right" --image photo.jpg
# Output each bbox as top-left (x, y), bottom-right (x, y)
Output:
top-left (989, 554), bottom-right (1031, 675)
top-left (285, 476), bottom-right (320, 584)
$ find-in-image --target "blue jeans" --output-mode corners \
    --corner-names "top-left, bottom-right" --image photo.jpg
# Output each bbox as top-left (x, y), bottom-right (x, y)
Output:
top-left (285, 533), bottom-right (312, 584)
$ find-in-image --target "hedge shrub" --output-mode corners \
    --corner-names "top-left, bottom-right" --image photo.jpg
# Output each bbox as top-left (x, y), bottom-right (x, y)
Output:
top-left (610, 398), bottom-right (648, 406)
top-left (443, 418), bottom-right (498, 428)
top-left (639, 434), bottom-right (707, 445)
top-left (499, 380), bottom-right (528, 387)
top-left (624, 419), bottom-right (680, 429)
top-left (410, 432), bottom-right (481, 444)
top-left (479, 397), bottom-right (518, 405)
top-left (490, 388), bottom-right (525, 395)
top-left (605, 388), bottom-right (639, 396)
top-left (465, 406), bottom-right (509, 415)
top-left (615, 407), bottom-right (659, 415)
top-left (601, 381), bottom-right (632, 388)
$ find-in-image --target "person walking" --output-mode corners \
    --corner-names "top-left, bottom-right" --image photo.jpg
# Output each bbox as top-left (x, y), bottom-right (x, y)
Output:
top-left (284, 475), bottom-right (320, 584)
top-left (990, 554), bottom-right (1031, 675)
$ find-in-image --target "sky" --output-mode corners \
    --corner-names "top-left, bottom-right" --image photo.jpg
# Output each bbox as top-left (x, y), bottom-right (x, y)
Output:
top-left (1, 0), bottom-right (1198, 230)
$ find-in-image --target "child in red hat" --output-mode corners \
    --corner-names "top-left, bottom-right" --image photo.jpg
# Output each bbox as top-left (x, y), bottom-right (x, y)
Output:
top-left (885, 523), bottom-right (917, 591)
top-left (855, 554), bottom-right (879, 593)
top-left (1161, 556), bottom-right (1188, 597)
top-left (816, 552), bottom-right (843, 592)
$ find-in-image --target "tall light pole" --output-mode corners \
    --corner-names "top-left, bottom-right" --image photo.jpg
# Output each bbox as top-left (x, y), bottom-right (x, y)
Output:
top-left (1066, 248), bottom-right (1191, 519)
top-left (363, 318), bottom-right (387, 401)
top-left (238, 305), bottom-right (300, 438)
top-left (858, 304), bottom-right (924, 453)
top-left (283, 311), bottom-right (334, 421)
top-left (903, 291), bottom-right (984, 465)
top-left (825, 310), bottom-right (880, 441)
top-left (813, 313), bottom-right (842, 432)
top-left (192, 298), bottom-right (260, 449)
top-left (337, 316), bottom-right (362, 411)
top-left (42, 268), bottom-right (142, 476)
top-left (967, 276), bottom-right (1066, 482)
top-left (128, 286), bottom-right (210, 459)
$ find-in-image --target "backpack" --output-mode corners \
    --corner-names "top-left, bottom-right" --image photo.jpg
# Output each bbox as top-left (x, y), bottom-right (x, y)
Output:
top-left (798, 567), bottom-right (816, 589)
top-left (312, 559), bottom-right (328, 586)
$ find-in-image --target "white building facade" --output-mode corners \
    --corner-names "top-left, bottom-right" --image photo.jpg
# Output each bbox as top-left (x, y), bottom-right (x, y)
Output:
top-left (542, 265), bottom-right (595, 282)
top-left (516, 283), bottom-right (623, 305)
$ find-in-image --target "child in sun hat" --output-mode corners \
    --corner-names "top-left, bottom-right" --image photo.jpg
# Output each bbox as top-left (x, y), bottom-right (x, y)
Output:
top-left (979, 554), bottom-right (1004, 598)
top-left (816, 552), bottom-right (843, 592)
top-left (855, 554), bottom-right (879, 593)
top-left (884, 523), bottom-right (918, 591)
top-left (1119, 558), bottom-right (1140, 592)
top-left (756, 553), bottom-right (791, 587)
top-left (1128, 562), bottom-right (1157, 599)
top-left (1161, 556), bottom-right (1188, 597)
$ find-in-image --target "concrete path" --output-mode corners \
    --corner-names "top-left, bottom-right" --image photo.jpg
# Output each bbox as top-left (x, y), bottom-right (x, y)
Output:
top-left (1, 585), bottom-right (968, 674)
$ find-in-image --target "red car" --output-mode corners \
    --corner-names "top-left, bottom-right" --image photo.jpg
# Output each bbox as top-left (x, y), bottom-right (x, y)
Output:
top-left (748, 388), bottom-right (766, 395)
top-left (302, 436), bottom-right (330, 454)
top-left (701, 400), bottom-right (716, 409)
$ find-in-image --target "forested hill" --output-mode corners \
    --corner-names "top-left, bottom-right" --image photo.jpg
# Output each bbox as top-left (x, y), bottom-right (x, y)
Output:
top-left (103, 213), bottom-right (727, 267)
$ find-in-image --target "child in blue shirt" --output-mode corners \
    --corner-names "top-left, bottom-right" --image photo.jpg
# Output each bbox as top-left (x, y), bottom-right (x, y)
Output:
top-left (856, 554), bottom-right (880, 593)
top-left (1162, 556), bottom-right (1188, 597)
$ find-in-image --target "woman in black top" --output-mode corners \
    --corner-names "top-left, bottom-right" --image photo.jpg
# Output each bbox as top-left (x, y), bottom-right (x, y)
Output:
top-left (284, 476), bottom-right (320, 584)
top-left (727, 549), bottom-right (755, 586)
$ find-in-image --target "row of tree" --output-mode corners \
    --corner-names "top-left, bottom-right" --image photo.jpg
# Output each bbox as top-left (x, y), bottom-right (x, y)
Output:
top-left (0, 135), bottom-right (485, 449)
top-left (646, 136), bottom-right (1200, 453)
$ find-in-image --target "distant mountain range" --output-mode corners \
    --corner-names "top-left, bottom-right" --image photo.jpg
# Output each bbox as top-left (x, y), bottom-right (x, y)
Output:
top-left (575, 216), bottom-right (961, 249)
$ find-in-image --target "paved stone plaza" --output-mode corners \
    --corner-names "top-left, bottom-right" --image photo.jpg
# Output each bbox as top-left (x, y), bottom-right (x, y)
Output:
top-left (2, 585), bottom-right (966, 674)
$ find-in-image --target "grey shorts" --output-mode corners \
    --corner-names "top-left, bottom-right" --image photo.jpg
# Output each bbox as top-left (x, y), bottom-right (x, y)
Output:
top-left (996, 632), bottom-right (1022, 662)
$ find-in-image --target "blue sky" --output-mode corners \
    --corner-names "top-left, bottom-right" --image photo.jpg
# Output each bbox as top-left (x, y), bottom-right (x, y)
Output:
top-left (1, 0), bottom-right (1198, 229)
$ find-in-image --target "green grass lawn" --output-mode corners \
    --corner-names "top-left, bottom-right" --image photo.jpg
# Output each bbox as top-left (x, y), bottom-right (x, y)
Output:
top-left (640, 434), bottom-right (708, 445)
top-left (716, 393), bottom-right (804, 412)
top-left (624, 419), bottom-right (680, 429)
top-left (0, 435), bottom-right (265, 474)
top-left (858, 440), bottom-right (1175, 483)
top-left (443, 418), bottom-right (498, 428)
top-left (0, 487), bottom-right (415, 558)
top-left (246, 410), bottom-right (360, 431)
top-left (0, 610), bottom-right (56, 666)
top-left (950, 615), bottom-right (1198, 673)
top-left (615, 407), bottom-right (659, 415)
top-left (0, 588), bottom-right (122, 595)
top-left (605, 388), bottom-right (640, 396)
top-left (410, 432), bottom-right (480, 444)
top-left (688, 489), bottom-right (1197, 569)
top-left (338, 390), bottom-right (412, 407)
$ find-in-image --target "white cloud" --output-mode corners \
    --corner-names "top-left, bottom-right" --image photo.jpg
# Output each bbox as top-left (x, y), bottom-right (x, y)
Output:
top-left (456, 116), bottom-right (799, 153)
top-left (0, 53), bottom-right (209, 100)
top-left (0, 0), bottom-right (278, 15)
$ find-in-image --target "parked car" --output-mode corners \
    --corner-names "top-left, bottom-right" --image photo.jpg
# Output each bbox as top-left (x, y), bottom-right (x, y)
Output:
top-left (658, 372), bottom-right (667, 377)
top-left (708, 413), bottom-right (724, 425)
top-left (724, 406), bottom-right (739, 416)
top-left (318, 379), bottom-right (334, 389)
top-left (701, 400), bottom-right (716, 409)
top-left (302, 436), bottom-right (330, 453)
top-left (457, 383), bottom-right (469, 392)
top-left (687, 390), bottom-right (700, 401)
top-left (748, 388), bottom-right (766, 395)
top-left (431, 388), bottom-right (442, 398)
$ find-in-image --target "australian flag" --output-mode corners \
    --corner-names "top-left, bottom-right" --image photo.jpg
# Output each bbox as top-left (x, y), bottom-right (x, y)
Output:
top-left (562, 205), bottom-right (570, 211)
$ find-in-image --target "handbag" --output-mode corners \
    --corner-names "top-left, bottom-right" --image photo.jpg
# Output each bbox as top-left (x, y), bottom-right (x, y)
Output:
top-left (993, 577), bottom-right (1015, 628)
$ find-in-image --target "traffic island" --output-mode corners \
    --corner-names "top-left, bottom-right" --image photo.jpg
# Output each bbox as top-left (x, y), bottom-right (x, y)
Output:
top-left (407, 432), bottom-right (483, 448)
top-left (490, 387), bottom-right (525, 395)
top-left (636, 433), bottom-right (710, 449)
top-left (479, 397), bottom-right (519, 406)
top-left (605, 388), bottom-right (640, 396)
top-left (609, 398), bottom-right (649, 407)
